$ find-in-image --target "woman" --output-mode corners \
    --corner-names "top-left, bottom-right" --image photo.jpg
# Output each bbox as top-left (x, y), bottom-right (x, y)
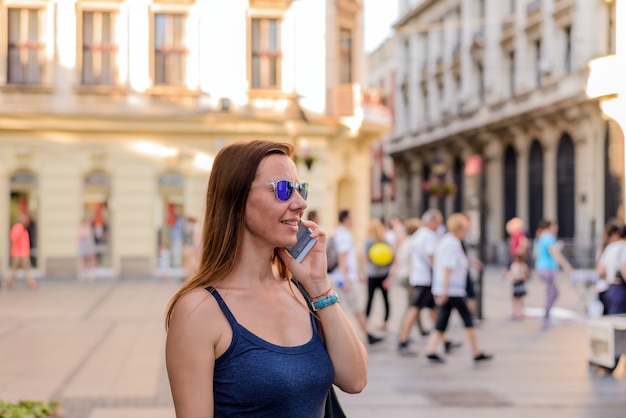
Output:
top-left (77, 215), bottom-right (96, 282)
top-left (596, 221), bottom-right (624, 314)
top-left (363, 218), bottom-right (393, 331)
top-left (165, 140), bottom-right (367, 417)
top-left (534, 219), bottom-right (573, 328)
top-left (425, 213), bottom-right (492, 363)
top-left (386, 218), bottom-right (422, 292)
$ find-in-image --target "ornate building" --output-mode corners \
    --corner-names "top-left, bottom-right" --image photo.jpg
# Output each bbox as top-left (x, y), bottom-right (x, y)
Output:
top-left (383, 0), bottom-right (622, 265)
top-left (0, 0), bottom-right (390, 278)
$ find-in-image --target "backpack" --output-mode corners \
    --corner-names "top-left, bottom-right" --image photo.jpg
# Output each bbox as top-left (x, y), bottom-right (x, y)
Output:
top-left (326, 235), bottom-right (338, 272)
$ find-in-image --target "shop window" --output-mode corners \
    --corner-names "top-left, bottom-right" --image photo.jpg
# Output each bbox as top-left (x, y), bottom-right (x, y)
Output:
top-left (9, 172), bottom-right (39, 268)
top-left (84, 172), bottom-right (112, 268)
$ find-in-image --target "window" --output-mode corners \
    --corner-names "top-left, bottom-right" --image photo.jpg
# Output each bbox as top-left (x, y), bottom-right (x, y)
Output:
top-left (455, 7), bottom-right (462, 47)
top-left (82, 11), bottom-right (116, 85)
top-left (608, 1), bottom-right (616, 54)
top-left (7, 7), bottom-right (44, 84)
top-left (250, 18), bottom-right (281, 89)
top-left (422, 33), bottom-right (428, 68)
top-left (454, 74), bottom-right (461, 114)
top-left (477, 62), bottom-right (485, 104)
top-left (563, 26), bottom-right (572, 74)
top-left (339, 27), bottom-right (352, 84)
top-left (508, 51), bottom-right (516, 96)
top-left (154, 13), bottom-right (187, 86)
top-left (534, 40), bottom-right (541, 86)
top-left (422, 85), bottom-right (429, 125)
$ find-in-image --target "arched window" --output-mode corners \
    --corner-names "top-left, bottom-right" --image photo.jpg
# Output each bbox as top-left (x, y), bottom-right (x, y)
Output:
top-left (528, 140), bottom-right (544, 237)
top-left (84, 171), bottom-right (113, 268)
top-left (158, 172), bottom-right (185, 269)
top-left (421, 164), bottom-right (430, 215)
top-left (503, 145), bottom-right (517, 236)
top-left (453, 157), bottom-right (463, 213)
top-left (10, 171), bottom-right (39, 267)
top-left (605, 121), bottom-right (623, 223)
top-left (557, 133), bottom-right (575, 238)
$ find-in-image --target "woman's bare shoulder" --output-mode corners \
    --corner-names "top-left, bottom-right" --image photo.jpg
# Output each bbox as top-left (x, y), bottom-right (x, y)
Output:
top-left (169, 286), bottom-right (223, 332)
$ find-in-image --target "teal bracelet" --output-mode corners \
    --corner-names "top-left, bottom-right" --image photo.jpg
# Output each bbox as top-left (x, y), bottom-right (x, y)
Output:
top-left (312, 292), bottom-right (340, 311)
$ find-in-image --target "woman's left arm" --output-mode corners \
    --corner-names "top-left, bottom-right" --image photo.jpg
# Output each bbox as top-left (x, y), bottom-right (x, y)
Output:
top-left (315, 302), bottom-right (368, 393)
top-left (549, 244), bottom-right (573, 274)
top-left (278, 223), bottom-right (368, 394)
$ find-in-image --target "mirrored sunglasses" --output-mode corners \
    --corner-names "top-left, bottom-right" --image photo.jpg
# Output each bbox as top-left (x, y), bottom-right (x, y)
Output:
top-left (270, 180), bottom-right (309, 202)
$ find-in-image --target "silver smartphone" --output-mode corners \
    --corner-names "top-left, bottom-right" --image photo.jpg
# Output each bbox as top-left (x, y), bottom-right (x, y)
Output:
top-left (286, 222), bottom-right (318, 262)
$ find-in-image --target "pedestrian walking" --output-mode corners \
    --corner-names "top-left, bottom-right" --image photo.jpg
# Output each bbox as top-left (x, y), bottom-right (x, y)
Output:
top-left (363, 218), bottom-right (393, 332)
top-left (425, 213), bottom-right (492, 363)
top-left (165, 140), bottom-right (367, 417)
top-left (534, 219), bottom-right (573, 328)
top-left (77, 216), bottom-right (96, 282)
top-left (508, 254), bottom-right (529, 320)
top-left (307, 209), bottom-right (320, 225)
top-left (506, 217), bottom-right (531, 266)
top-left (384, 214), bottom-right (406, 250)
top-left (5, 214), bottom-right (38, 289)
top-left (330, 210), bottom-right (383, 345)
top-left (595, 220), bottom-right (624, 314)
top-left (386, 217), bottom-right (422, 292)
top-left (396, 209), bottom-right (445, 355)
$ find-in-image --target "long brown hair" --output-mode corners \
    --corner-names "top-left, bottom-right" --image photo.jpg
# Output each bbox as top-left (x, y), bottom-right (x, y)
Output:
top-left (367, 218), bottom-right (387, 243)
top-left (165, 140), bottom-right (294, 330)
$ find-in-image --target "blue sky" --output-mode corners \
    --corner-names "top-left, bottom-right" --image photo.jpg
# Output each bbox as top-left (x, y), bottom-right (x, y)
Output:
top-left (364, 0), bottom-right (399, 52)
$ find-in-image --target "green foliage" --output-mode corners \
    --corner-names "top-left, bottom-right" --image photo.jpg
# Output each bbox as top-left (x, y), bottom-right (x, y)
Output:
top-left (0, 400), bottom-right (61, 418)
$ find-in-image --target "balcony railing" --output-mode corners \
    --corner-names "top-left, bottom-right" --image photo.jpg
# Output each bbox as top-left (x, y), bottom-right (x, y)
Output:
top-left (331, 83), bottom-right (392, 128)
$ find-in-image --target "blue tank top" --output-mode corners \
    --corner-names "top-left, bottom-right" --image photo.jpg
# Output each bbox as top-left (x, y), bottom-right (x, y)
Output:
top-left (206, 286), bottom-right (334, 417)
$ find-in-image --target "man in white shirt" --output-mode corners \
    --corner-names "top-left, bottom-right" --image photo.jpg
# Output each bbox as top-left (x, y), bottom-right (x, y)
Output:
top-left (397, 209), bottom-right (443, 355)
top-left (426, 213), bottom-right (492, 363)
top-left (330, 210), bottom-right (383, 345)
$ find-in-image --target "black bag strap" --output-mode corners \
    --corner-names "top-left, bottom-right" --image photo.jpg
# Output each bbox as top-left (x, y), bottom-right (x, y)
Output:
top-left (290, 278), bottom-right (347, 418)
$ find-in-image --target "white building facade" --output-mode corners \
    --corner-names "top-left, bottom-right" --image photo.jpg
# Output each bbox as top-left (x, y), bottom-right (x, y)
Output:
top-left (0, 0), bottom-right (390, 278)
top-left (384, 0), bottom-right (622, 265)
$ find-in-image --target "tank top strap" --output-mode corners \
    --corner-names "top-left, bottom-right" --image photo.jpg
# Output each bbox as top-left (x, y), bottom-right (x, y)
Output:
top-left (205, 286), bottom-right (239, 327)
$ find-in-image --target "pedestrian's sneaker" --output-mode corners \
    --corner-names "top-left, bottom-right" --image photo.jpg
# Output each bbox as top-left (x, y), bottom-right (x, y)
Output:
top-left (397, 342), bottom-right (417, 357)
top-left (367, 334), bottom-right (383, 345)
top-left (444, 340), bottom-right (462, 354)
top-left (426, 353), bottom-right (445, 364)
top-left (474, 352), bottom-right (493, 362)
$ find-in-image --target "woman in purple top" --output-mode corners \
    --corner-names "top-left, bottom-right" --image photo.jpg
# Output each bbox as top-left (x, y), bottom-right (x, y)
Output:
top-left (165, 140), bottom-right (367, 417)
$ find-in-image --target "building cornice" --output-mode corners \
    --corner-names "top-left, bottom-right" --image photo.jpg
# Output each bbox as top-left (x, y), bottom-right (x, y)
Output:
top-left (387, 87), bottom-right (594, 157)
top-left (0, 113), bottom-right (340, 138)
top-left (394, 0), bottom-right (438, 28)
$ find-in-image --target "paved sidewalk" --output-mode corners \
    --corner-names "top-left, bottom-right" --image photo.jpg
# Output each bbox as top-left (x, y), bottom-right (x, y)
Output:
top-left (0, 267), bottom-right (624, 418)
top-left (341, 267), bottom-right (626, 417)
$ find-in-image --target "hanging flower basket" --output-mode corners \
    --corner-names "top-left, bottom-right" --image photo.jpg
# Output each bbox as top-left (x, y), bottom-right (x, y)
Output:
top-left (294, 153), bottom-right (318, 170)
top-left (422, 179), bottom-right (457, 198)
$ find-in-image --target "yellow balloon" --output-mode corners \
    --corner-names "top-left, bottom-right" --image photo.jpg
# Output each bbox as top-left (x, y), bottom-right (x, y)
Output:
top-left (369, 242), bottom-right (393, 266)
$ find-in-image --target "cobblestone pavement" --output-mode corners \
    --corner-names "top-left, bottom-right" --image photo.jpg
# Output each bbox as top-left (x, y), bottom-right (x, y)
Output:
top-left (0, 267), bottom-right (625, 418)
